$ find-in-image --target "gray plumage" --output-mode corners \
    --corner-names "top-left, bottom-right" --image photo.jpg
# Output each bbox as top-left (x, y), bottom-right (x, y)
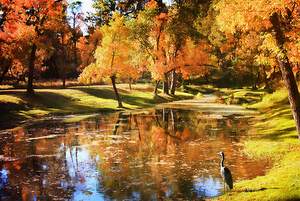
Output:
top-left (219, 152), bottom-right (233, 191)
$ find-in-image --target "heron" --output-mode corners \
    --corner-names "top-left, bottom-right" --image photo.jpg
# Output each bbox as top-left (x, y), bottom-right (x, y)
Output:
top-left (219, 151), bottom-right (233, 192)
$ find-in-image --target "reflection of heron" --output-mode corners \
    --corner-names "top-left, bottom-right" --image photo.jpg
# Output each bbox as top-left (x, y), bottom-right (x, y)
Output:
top-left (219, 152), bottom-right (233, 192)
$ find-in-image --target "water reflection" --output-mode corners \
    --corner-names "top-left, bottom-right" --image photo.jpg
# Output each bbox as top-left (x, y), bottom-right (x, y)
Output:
top-left (0, 106), bottom-right (270, 200)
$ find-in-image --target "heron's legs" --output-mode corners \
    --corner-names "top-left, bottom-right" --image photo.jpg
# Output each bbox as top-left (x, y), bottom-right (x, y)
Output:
top-left (223, 180), bottom-right (225, 192)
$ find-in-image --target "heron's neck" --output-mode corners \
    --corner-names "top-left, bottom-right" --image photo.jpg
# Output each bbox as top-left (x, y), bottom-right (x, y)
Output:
top-left (221, 156), bottom-right (224, 167)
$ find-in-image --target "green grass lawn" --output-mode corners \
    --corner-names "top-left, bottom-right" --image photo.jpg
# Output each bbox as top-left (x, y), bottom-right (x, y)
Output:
top-left (218, 90), bottom-right (300, 201)
top-left (185, 84), bottom-right (266, 105)
top-left (0, 83), bottom-right (194, 128)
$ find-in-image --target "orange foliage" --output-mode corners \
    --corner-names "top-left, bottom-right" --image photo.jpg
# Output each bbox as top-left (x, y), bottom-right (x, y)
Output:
top-left (0, 0), bottom-right (67, 81)
top-left (215, 0), bottom-right (300, 73)
top-left (145, 0), bottom-right (158, 9)
top-left (178, 40), bottom-right (211, 79)
top-left (77, 29), bottom-right (103, 71)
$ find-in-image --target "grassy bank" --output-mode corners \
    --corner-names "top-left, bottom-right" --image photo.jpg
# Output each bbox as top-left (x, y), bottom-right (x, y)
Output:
top-left (0, 84), bottom-right (194, 128)
top-left (184, 84), bottom-right (266, 105)
top-left (218, 90), bottom-right (300, 201)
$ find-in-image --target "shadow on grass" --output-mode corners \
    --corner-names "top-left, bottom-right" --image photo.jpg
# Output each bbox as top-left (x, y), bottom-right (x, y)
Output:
top-left (1, 90), bottom-right (93, 111)
top-left (0, 90), bottom-right (118, 129)
top-left (184, 85), bottom-right (218, 94)
top-left (258, 129), bottom-right (297, 141)
top-left (75, 87), bottom-right (122, 100)
top-left (0, 86), bottom-right (193, 129)
top-left (254, 101), bottom-right (298, 141)
top-left (76, 87), bottom-right (154, 108)
top-left (239, 187), bottom-right (279, 192)
top-left (75, 87), bottom-right (191, 108)
top-left (233, 187), bottom-right (279, 193)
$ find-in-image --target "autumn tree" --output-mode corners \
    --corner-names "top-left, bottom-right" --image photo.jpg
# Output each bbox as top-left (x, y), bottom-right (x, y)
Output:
top-left (177, 39), bottom-right (211, 82)
top-left (128, 0), bottom-right (212, 95)
top-left (77, 29), bottom-right (102, 72)
top-left (195, 7), bottom-right (245, 87)
top-left (0, 0), bottom-right (67, 94)
top-left (214, 0), bottom-right (300, 138)
top-left (128, 0), bottom-right (169, 94)
top-left (0, 1), bottom-right (23, 84)
top-left (197, 7), bottom-right (280, 89)
top-left (79, 13), bottom-right (137, 108)
top-left (165, 0), bottom-right (211, 94)
top-left (52, 27), bottom-right (73, 88)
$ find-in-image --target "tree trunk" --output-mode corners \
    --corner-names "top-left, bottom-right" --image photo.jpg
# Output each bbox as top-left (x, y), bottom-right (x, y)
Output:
top-left (162, 108), bottom-right (169, 130)
top-left (154, 80), bottom-right (160, 95)
top-left (163, 73), bottom-right (169, 94)
top-left (112, 112), bottom-right (122, 135)
top-left (62, 78), bottom-right (66, 88)
top-left (72, 14), bottom-right (78, 67)
top-left (170, 70), bottom-right (177, 95)
top-left (73, 43), bottom-right (77, 67)
top-left (61, 34), bottom-right (66, 88)
top-left (262, 65), bottom-right (271, 90)
top-left (170, 109), bottom-right (176, 135)
top-left (111, 75), bottom-right (123, 108)
top-left (0, 61), bottom-right (10, 83)
top-left (129, 78), bottom-right (132, 90)
top-left (252, 70), bottom-right (260, 90)
top-left (271, 13), bottom-right (300, 139)
top-left (181, 79), bottom-right (187, 91)
top-left (61, 61), bottom-right (66, 88)
top-left (27, 43), bottom-right (37, 94)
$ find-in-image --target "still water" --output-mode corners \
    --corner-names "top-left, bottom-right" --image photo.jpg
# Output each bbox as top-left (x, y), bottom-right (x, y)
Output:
top-left (0, 99), bottom-right (270, 201)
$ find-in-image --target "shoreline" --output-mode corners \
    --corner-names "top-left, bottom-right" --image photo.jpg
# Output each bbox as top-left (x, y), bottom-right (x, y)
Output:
top-left (0, 84), bottom-right (195, 130)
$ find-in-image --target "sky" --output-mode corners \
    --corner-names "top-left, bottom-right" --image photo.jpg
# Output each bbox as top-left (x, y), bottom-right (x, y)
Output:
top-left (80, 0), bottom-right (95, 15)
top-left (79, 0), bottom-right (172, 14)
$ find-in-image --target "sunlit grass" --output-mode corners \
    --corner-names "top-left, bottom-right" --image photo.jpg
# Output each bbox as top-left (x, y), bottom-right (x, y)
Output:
top-left (0, 84), bottom-right (194, 126)
top-left (218, 89), bottom-right (300, 201)
top-left (0, 85), bottom-right (13, 89)
top-left (0, 95), bottom-right (24, 104)
top-left (249, 89), bottom-right (289, 109)
top-left (220, 152), bottom-right (300, 201)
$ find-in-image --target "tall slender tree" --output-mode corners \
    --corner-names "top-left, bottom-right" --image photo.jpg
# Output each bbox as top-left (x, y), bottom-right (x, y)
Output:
top-left (79, 13), bottom-right (136, 108)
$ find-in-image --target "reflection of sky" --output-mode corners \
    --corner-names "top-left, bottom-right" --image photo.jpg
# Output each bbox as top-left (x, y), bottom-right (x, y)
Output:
top-left (193, 176), bottom-right (223, 197)
top-left (64, 145), bottom-right (224, 200)
top-left (66, 146), bottom-right (105, 201)
top-left (0, 169), bottom-right (9, 190)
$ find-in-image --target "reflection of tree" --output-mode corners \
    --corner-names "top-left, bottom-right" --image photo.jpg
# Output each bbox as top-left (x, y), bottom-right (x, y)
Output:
top-left (112, 112), bottom-right (124, 135)
top-left (83, 109), bottom-right (201, 200)
top-left (0, 124), bottom-right (75, 200)
top-left (84, 108), bottom-right (264, 200)
top-left (0, 108), bottom-right (267, 200)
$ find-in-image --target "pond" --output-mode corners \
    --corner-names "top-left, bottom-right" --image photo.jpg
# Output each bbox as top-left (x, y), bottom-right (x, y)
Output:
top-left (0, 97), bottom-right (270, 201)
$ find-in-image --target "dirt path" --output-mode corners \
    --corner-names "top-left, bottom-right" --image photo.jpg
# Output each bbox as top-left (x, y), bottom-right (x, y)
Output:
top-left (156, 94), bottom-right (257, 115)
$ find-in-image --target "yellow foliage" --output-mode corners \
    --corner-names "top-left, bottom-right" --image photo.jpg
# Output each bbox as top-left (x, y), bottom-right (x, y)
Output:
top-left (79, 13), bottom-right (142, 84)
